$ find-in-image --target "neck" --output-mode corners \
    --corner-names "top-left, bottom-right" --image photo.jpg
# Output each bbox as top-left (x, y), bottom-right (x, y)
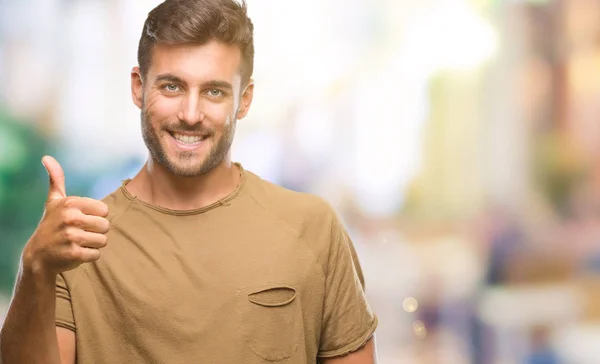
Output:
top-left (126, 156), bottom-right (241, 210)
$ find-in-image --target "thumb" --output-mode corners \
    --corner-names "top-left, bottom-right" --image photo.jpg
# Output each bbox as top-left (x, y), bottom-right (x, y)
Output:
top-left (42, 155), bottom-right (66, 201)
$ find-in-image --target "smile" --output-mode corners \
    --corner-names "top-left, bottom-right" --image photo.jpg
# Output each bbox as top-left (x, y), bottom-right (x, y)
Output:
top-left (169, 131), bottom-right (207, 146)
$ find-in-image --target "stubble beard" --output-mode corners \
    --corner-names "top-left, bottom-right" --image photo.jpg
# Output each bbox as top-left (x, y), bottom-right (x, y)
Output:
top-left (140, 107), bottom-right (236, 177)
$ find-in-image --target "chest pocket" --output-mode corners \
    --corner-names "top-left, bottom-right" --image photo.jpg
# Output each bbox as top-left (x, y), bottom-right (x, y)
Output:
top-left (238, 285), bottom-right (302, 361)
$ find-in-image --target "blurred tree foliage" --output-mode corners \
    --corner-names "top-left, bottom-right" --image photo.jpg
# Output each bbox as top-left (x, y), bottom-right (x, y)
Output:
top-left (0, 108), bottom-right (50, 294)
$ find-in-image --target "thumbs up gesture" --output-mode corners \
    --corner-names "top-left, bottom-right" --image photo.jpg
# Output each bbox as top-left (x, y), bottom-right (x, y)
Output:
top-left (22, 156), bottom-right (110, 277)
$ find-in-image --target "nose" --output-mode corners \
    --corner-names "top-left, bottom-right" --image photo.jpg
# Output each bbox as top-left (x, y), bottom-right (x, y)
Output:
top-left (177, 92), bottom-right (205, 126)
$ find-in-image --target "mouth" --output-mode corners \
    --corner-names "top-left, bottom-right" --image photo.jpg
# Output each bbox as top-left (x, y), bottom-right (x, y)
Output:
top-left (167, 131), bottom-right (209, 150)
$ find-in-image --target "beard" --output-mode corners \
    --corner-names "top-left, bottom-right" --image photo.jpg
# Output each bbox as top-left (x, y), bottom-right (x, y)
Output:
top-left (141, 107), bottom-right (236, 177)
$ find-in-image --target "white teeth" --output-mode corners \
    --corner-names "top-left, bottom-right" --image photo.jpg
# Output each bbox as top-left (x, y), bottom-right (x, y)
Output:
top-left (173, 133), bottom-right (203, 145)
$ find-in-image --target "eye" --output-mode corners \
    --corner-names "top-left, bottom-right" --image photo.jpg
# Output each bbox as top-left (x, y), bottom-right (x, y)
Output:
top-left (164, 84), bottom-right (180, 92)
top-left (207, 89), bottom-right (223, 97)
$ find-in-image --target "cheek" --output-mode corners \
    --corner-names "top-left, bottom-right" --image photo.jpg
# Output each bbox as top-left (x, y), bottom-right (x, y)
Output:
top-left (204, 103), bottom-right (236, 128)
top-left (145, 94), bottom-right (179, 121)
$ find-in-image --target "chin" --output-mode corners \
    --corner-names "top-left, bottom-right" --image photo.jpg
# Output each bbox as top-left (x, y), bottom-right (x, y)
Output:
top-left (166, 161), bottom-right (207, 177)
top-left (165, 157), bottom-right (217, 177)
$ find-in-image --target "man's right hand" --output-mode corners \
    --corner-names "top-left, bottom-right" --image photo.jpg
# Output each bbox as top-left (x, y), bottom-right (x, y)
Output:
top-left (21, 155), bottom-right (110, 277)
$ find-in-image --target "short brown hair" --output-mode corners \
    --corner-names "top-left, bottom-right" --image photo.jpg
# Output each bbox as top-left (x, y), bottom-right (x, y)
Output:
top-left (138, 0), bottom-right (254, 85)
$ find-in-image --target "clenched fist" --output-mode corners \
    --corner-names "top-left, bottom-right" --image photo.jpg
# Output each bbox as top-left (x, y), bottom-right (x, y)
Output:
top-left (22, 156), bottom-right (110, 276)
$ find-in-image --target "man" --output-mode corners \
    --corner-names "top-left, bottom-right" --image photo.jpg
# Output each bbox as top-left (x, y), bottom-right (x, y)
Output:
top-left (0, 0), bottom-right (378, 363)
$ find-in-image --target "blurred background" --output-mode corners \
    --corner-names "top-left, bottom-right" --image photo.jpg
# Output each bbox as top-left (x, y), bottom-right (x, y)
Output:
top-left (1, 0), bottom-right (600, 362)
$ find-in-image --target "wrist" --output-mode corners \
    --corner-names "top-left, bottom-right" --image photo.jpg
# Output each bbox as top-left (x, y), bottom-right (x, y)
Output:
top-left (20, 249), bottom-right (56, 285)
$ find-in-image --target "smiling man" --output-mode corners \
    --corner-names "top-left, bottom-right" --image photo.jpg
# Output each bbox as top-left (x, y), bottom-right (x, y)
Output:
top-left (0, 1), bottom-right (378, 363)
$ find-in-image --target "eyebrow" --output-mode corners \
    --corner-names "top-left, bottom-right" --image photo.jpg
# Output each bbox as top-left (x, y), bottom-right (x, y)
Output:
top-left (154, 74), bottom-right (233, 90)
top-left (155, 74), bottom-right (185, 85)
top-left (203, 80), bottom-right (233, 90)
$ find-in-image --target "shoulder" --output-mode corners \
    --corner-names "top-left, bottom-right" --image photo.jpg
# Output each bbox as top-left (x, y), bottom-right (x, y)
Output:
top-left (243, 170), bottom-right (338, 229)
top-left (100, 181), bottom-right (135, 222)
top-left (242, 170), bottom-right (345, 273)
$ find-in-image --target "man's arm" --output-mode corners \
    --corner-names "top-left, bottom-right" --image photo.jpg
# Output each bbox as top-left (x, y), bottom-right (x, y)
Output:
top-left (57, 327), bottom-right (76, 364)
top-left (321, 337), bottom-right (377, 364)
top-left (0, 268), bottom-right (62, 364)
top-left (0, 267), bottom-right (77, 364)
top-left (1, 156), bottom-right (107, 364)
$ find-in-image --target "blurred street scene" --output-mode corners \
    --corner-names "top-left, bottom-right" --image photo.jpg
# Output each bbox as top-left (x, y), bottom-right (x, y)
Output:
top-left (2, 0), bottom-right (600, 362)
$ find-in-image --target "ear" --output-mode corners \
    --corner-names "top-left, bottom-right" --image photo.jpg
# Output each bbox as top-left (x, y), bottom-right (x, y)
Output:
top-left (236, 80), bottom-right (254, 120)
top-left (131, 66), bottom-right (144, 109)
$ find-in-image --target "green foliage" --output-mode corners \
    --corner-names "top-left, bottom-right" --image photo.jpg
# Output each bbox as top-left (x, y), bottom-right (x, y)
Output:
top-left (0, 109), bottom-right (50, 293)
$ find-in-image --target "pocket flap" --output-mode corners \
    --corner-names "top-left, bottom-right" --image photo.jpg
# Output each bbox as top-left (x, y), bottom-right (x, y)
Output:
top-left (248, 286), bottom-right (296, 307)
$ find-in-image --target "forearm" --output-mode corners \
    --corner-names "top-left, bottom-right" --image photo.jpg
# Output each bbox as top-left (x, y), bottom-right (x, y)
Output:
top-left (0, 265), bottom-right (61, 364)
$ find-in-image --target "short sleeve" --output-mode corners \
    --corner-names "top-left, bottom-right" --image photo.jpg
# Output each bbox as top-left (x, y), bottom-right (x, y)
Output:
top-left (55, 273), bottom-right (76, 332)
top-left (318, 217), bottom-right (378, 358)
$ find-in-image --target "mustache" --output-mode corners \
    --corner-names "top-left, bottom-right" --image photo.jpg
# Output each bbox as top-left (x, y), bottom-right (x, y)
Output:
top-left (162, 122), bottom-right (214, 135)
top-left (141, 108), bottom-right (214, 135)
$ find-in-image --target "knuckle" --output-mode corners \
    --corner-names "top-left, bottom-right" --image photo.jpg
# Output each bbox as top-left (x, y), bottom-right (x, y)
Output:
top-left (68, 245), bottom-right (83, 261)
top-left (44, 199), bottom-right (59, 211)
top-left (63, 227), bottom-right (80, 243)
top-left (62, 196), bottom-right (79, 208)
top-left (62, 210), bottom-right (80, 227)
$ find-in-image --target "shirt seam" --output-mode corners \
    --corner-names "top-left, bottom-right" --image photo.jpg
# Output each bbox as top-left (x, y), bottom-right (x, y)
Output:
top-left (56, 272), bottom-right (76, 332)
top-left (55, 320), bottom-right (76, 333)
top-left (317, 315), bottom-right (378, 358)
top-left (244, 190), bottom-right (328, 281)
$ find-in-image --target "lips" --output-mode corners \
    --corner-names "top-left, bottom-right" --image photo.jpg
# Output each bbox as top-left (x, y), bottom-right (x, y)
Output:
top-left (167, 130), bottom-right (210, 145)
top-left (172, 132), bottom-right (204, 144)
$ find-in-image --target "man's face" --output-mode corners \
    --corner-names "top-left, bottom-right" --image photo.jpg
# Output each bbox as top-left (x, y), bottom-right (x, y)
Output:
top-left (131, 41), bottom-right (253, 177)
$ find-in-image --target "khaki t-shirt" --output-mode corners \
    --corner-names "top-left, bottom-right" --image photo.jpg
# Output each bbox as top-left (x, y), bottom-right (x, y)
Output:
top-left (56, 165), bottom-right (377, 363)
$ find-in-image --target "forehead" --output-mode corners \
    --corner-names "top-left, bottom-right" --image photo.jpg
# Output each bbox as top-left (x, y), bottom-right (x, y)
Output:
top-left (148, 41), bottom-right (242, 84)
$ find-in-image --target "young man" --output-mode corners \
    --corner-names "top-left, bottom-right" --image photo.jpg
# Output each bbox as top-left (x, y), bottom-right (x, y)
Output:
top-left (0, 0), bottom-right (378, 363)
